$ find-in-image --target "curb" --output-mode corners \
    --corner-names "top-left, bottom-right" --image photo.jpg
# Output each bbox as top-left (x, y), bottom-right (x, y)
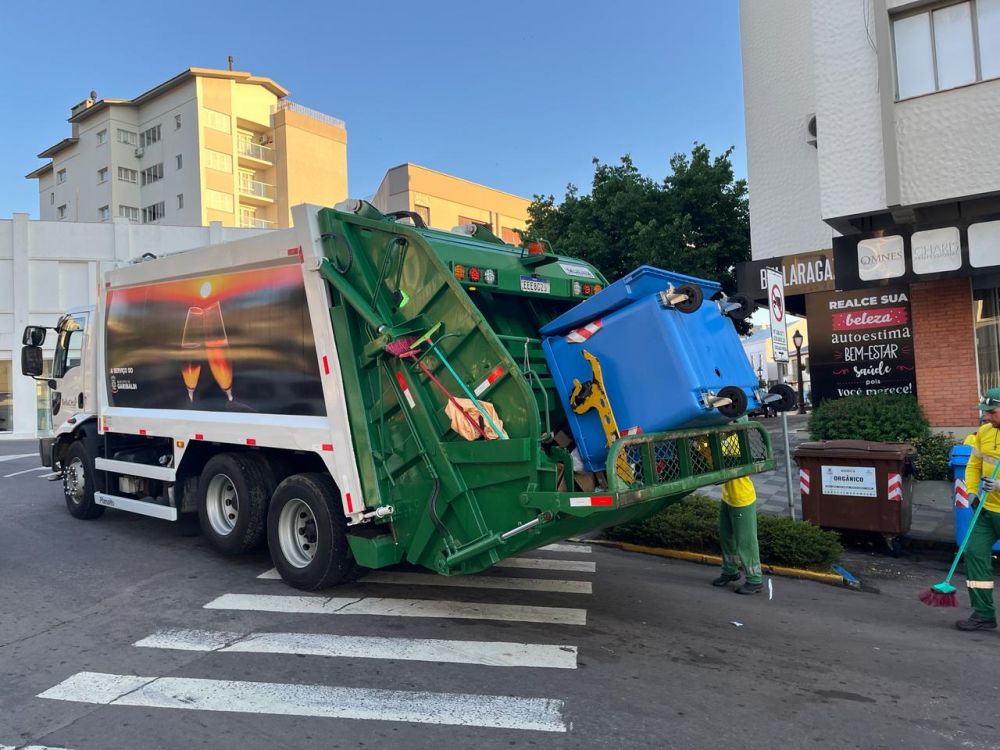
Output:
top-left (589, 539), bottom-right (851, 586)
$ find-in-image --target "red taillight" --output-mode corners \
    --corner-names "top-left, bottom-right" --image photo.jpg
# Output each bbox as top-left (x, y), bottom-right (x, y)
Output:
top-left (527, 241), bottom-right (544, 256)
top-left (469, 267), bottom-right (481, 282)
top-left (583, 284), bottom-right (592, 295)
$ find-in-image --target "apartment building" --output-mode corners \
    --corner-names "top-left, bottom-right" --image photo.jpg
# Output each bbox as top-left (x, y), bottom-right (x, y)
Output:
top-left (371, 163), bottom-right (530, 245)
top-left (739, 0), bottom-right (1000, 431)
top-left (25, 68), bottom-right (348, 230)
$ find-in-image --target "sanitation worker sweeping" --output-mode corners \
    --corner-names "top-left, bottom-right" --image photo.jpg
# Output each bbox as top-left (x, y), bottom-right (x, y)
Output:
top-left (919, 389), bottom-right (1000, 628)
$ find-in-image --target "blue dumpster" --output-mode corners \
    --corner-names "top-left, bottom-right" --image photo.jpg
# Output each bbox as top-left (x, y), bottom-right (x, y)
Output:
top-left (541, 266), bottom-right (761, 472)
top-left (952, 444), bottom-right (1000, 550)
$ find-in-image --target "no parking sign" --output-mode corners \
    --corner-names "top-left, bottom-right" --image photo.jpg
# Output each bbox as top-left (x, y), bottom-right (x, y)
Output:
top-left (767, 268), bottom-right (788, 363)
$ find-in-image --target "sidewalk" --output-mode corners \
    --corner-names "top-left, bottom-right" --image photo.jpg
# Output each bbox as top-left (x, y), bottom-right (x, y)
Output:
top-left (699, 415), bottom-right (955, 546)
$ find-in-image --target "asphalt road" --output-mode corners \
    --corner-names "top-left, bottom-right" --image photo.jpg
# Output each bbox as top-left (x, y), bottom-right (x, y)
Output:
top-left (1, 439), bottom-right (999, 750)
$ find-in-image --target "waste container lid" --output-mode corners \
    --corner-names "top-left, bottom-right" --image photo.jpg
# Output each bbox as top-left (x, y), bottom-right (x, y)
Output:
top-left (793, 440), bottom-right (915, 460)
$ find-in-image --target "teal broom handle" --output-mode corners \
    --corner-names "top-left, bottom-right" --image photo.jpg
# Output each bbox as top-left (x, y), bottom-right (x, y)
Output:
top-left (944, 460), bottom-right (1000, 584)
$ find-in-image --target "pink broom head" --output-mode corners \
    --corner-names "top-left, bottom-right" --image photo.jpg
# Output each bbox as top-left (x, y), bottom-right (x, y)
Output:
top-left (385, 337), bottom-right (419, 357)
top-left (918, 587), bottom-right (959, 608)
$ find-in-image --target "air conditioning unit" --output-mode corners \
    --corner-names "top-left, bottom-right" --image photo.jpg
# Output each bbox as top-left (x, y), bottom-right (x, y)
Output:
top-left (134, 147), bottom-right (144, 158)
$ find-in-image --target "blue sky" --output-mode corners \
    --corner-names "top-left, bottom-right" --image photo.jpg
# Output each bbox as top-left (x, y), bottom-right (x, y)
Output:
top-left (1, 0), bottom-right (746, 218)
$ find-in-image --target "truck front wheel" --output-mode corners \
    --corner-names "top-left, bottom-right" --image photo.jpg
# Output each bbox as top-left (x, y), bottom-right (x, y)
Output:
top-left (63, 441), bottom-right (105, 520)
top-left (198, 453), bottom-right (273, 554)
top-left (267, 473), bottom-right (357, 590)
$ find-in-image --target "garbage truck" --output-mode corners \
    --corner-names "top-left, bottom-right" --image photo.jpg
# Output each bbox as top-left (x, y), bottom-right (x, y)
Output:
top-left (21, 201), bottom-right (788, 590)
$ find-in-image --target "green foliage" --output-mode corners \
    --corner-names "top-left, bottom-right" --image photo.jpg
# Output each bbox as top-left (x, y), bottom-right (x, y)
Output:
top-left (809, 394), bottom-right (930, 442)
top-left (912, 432), bottom-right (961, 481)
top-left (525, 145), bottom-right (751, 333)
top-left (605, 494), bottom-right (843, 569)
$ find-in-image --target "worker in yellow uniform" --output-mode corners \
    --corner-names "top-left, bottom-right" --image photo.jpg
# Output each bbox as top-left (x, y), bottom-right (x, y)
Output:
top-left (712, 473), bottom-right (763, 595)
top-left (956, 388), bottom-right (1000, 631)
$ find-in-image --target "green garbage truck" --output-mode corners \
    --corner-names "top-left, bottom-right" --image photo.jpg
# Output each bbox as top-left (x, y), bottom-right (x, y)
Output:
top-left (20, 201), bottom-right (774, 590)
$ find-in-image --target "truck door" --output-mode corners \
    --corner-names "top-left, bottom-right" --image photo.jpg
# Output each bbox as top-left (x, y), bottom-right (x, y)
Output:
top-left (50, 311), bottom-right (92, 433)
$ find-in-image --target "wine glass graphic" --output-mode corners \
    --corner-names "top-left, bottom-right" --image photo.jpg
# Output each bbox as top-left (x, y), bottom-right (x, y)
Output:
top-left (202, 301), bottom-right (233, 401)
top-left (181, 307), bottom-right (205, 401)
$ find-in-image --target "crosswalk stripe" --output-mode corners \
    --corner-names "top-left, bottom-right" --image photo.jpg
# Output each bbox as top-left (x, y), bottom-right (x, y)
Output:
top-left (539, 543), bottom-right (592, 554)
top-left (39, 672), bottom-right (567, 732)
top-left (0, 453), bottom-right (38, 463)
top-left (135, 628), bottom-right (578, 669)
top-left (204, 593), bottom-right (587, 625)
top-left (258, 568), bottom-right (591, 594)
top-left (496, 558), bottom-right (596, 573)
top-left (3, 466), bottom-right (49, 478)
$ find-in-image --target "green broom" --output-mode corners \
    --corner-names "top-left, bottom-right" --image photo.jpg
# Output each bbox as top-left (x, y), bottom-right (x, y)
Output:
top-left (918, 461), bottom-right (1000, 607)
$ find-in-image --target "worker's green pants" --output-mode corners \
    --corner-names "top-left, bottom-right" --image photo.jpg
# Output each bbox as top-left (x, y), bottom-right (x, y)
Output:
top-left (964, 508), bottom-right (1000, 620)
top-left (720, 501), bottom-right (763, 585)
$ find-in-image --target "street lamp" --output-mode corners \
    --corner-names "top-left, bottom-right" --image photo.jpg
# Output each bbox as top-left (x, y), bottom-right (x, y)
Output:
top-left (792, 329), bottom-right (805, 414)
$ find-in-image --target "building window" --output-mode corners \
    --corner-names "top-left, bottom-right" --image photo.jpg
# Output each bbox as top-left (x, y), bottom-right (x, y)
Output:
top-left (175, 114), bottom-right (182, 129)
top-left (57, 204), bottom-right (67, 219)
top-left (57, 169), bottom-right (66, 184)
top-left (177, 194), bottom-right (184, 210)
top-left (206, 189), bottom-right (234, 212)
top-left (976, 287), bottom-right (1000, 392)
top-left (501, 226), bottom-right (523, 246)
top-left (142, 201), bottom-right (165, 224)
top-left (240, 206), bottom-right (257, 227)
top-left (50, 192), bottom-right (54, 205)
top-left (97, 167), bottom-right (108, 184)
top-left (141, 163), bottom-right (164, 186)
top-left (117, 128), bottom-right (137, 146)
top-left (119, 205), bottom-right (140, 222)
top-left (414, 204), bottom-right (431, 226)
top-left (118, 167), bottom-right (138, 184)
top-left (96, 129), bottom-right (107, 145)
top-left (203, 108), bottom-right (232, 134)
top-left (0, 360), bottom-right (12, 434)
top-left (458, 215), bottom-right (489, 230)
top-left (204, 149), bottom-right (232, 173)
top-left (139, 124), bottom-right (161, 147)
top-left (893, 0), bottom-right (1000, 99)
top-left (176, 153), bottom-right (182, 170)
top-left (99, 205), bottom-right (110, 221)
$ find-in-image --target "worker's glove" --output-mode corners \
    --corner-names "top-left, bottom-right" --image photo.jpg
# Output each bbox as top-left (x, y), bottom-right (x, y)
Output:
top-left (983, 477), bottom-right (999, 493)
top-left (970, 494), bottom-right (981, 510)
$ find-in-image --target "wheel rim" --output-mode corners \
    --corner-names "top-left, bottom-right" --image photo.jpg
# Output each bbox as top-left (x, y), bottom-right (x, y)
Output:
top-left (278, 498), bottom-right (318, 569)
top-left (64, 457), bottom-right (86, 503)
top-left (205, 473), bottom-right (239, 536)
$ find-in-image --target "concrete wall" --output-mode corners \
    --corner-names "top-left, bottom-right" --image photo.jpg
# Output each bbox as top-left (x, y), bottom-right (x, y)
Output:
top-left (739, 0), bottom-right (832, 260)
top-left (273, 108), bottom-right (348, 228)
top-left (0, 215), bottom-right (267, 437)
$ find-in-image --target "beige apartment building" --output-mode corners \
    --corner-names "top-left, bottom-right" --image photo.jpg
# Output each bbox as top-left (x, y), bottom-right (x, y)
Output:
top-left (372, 163), bottom-right (530, 245)
top-left (25, 68), bottom-right (348, 229)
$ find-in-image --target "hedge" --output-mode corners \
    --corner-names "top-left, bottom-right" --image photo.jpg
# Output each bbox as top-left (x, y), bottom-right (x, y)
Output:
top-left (604, 494), bottom-right (843, 569)
top-left (809, 394), bottom-right (930, 443)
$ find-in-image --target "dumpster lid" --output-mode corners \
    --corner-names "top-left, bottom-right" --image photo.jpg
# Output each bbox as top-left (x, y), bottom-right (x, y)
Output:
top-left (794, 440), bottom-right (915, 460)
top-left (539, 265), bottom-right (721, 336)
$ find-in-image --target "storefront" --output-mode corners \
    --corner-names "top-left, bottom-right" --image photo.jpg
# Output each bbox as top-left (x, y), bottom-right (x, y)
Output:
top-left (738, 220), bottom-right (1000, 431)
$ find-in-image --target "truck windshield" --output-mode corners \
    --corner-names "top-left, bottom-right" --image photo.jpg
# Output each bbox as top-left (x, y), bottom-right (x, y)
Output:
top-left (52, 315), bottom-right (86, 378)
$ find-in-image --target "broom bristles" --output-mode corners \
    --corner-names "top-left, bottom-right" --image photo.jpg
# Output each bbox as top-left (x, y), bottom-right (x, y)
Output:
top-left (918, 588), bottom-right (960, 607)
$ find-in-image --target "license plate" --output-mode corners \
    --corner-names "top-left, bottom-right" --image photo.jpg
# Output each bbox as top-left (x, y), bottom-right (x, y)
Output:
top-left (520, 276), bottom-right (550, 294)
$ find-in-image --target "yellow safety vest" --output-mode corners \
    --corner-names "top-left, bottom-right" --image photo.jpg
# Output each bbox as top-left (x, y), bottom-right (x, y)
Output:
top-left (966, 423), bottom-right (1000, 513)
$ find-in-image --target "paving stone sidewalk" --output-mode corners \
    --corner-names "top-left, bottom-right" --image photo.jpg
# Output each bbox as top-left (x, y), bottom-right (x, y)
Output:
top-left (698, 414), bottom-right (955, 545)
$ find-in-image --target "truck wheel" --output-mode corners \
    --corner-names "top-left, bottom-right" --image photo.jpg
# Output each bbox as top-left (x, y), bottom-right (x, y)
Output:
top-left (63, 441), bottom-right (105, 520)
top-left (267, 473), bottom-right (358, 590)
top-left (198, 453), bottom-right (273, 554)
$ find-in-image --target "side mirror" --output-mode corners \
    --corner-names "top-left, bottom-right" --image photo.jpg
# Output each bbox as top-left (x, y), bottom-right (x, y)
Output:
top-left (21, 345), bottom-right (44, 377)
top-left (22, 326), bottom-right (47, 347)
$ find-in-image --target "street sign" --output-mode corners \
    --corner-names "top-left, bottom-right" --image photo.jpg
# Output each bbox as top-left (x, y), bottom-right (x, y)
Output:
top-left (767, 268), bottom-right (788, 363)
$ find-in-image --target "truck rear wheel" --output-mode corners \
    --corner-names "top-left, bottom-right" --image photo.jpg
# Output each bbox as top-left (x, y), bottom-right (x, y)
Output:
top-left (198, 453), bottom-right (273, 554)
top-left (267, 473), bottom-right (357, 590)
top-left (63, 441), bottom-right (105, 520)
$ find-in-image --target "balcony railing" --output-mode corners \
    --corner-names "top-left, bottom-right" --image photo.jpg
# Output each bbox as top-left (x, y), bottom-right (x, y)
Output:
top-left (240, 217), bottom-right (274, 229)
top-left (271, 99), bottom-right (345, 129)
top-left (237, 139), bottom-right (273, 162)
top-left (239, 180), bottom-right (274, 200)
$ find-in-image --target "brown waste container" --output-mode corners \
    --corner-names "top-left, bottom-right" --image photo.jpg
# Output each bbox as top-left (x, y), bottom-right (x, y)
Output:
top-left (793, 440), bottom-right (915, 540)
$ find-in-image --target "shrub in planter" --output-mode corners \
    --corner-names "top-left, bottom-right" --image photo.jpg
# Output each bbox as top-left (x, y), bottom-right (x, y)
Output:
top-left (912, 432), bottom-right (961, 481)
top-left (809, 394), bottom-right (930, 443)
top-left (605, 494), bottom-right (843, 569)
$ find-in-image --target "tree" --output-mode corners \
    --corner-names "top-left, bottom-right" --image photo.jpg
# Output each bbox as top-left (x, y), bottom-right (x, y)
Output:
top-left (526, 144), bottom-right (751, 330)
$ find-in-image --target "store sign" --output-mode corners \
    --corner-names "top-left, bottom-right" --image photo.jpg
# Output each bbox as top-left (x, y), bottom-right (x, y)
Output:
top-left (821, 465), bottom-right (877, 498)
top-left (969, 221), bottom-right (1000, 267)
top-left (805, 287), bottom-right (916, 406)
top-left (911, 227), bottom-right (962, 274)
top-left (857, 236), bottom-right (905, 281)
top-left (738, 250), bottom-right (835, 302)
